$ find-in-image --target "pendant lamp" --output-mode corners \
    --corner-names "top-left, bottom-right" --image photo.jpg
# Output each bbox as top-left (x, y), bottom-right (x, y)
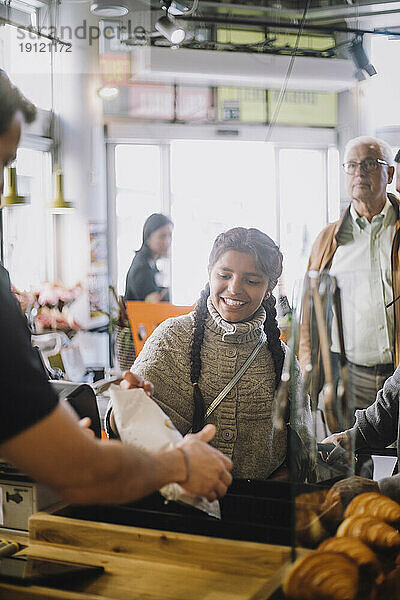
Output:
top-left (49, 168), bottom-right (73, 213)
top-left (1, 167), bottom-right (29, 207)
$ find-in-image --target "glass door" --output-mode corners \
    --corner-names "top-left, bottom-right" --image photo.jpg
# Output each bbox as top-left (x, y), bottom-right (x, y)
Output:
top-left (114, 144), bottom-right (164, 295)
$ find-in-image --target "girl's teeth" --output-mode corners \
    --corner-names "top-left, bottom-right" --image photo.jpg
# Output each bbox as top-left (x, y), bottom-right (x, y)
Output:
top-left (224, 298), bottom-right (245, 306)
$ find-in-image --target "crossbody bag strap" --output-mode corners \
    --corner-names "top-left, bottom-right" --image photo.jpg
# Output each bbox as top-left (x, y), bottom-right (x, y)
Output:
top-left (186, 336), bottom-right (267, 435)
top-left (206, 335), bottom-right (266, 421)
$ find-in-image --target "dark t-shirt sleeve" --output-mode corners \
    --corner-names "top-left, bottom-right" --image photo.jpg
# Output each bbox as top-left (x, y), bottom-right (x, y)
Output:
top-left (0, 268), bottom-right (59, 444)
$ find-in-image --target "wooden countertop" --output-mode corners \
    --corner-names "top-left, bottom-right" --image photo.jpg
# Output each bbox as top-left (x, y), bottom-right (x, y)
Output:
top-left (0, 511), bottom-right (294, 600)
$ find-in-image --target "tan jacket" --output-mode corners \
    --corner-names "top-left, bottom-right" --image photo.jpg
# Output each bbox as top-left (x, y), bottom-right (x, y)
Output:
top-left (298, 193), bottom-right (400, 373)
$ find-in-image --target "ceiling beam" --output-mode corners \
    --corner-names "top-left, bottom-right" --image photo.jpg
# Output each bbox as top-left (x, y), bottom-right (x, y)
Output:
top-left (180, 14), bottom-right (400, 37)
top-left (197, 0), bottom-right (400, 25)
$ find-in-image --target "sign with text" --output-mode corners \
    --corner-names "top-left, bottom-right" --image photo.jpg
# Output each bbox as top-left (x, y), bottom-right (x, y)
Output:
top-left (217, 87), bottom-right (267, 122)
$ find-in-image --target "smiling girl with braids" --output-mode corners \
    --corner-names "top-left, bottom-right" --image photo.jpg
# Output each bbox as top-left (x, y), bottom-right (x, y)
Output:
top-left (109, 227), bottom-right (313, 481)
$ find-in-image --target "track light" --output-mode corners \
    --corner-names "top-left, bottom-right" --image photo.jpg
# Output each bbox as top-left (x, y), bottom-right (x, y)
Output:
top-left (155, 15), bottom-right (187, 45)
top-left (90, 0), bottom-right (129, 17)
top-left (348, 37), bottom-right (377, 81)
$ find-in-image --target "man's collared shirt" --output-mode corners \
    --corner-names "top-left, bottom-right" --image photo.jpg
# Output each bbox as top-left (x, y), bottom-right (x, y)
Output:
top-left (329, 197), bottom-right (395, 366)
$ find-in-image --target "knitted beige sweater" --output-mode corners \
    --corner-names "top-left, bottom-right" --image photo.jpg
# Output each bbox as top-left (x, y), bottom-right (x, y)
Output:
top-left (124, 298), bottom-right (312, 480)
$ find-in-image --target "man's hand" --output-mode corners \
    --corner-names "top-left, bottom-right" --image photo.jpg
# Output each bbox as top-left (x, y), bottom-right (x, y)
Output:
top-left (323, 475), bottom-right (379, 510)
top-left (321, 432), bottom-right (353, 466)
top-left (177, 424), bottom-right (233, 501)
top-left (120, 370), bottom-right (154, 397)
top-left (322, 432), bottom-right (350, 450)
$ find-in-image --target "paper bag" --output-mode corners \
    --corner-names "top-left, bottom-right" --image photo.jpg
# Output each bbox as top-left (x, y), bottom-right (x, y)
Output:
top-left (110, 385), bottom-right (220, 518)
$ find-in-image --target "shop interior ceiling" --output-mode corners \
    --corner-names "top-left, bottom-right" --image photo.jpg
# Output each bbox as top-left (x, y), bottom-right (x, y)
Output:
top-left (120, 0), bottom-right (400, 56)
top-left (2, 0), bottom-right (400, 55)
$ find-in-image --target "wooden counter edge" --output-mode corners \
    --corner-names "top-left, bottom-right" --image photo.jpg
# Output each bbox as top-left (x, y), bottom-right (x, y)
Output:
top-left (29, 511), bottom-right (291, 578)
top-left (0, 581), bottom-right (114, 600)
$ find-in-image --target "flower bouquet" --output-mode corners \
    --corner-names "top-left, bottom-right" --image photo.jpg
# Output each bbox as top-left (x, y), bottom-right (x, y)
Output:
top-left (13, 281), bottom-right (83, 339)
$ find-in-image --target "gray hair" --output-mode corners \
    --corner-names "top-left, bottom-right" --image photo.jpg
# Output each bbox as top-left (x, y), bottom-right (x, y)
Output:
top-left (344, 136), bottom-right (394, 166)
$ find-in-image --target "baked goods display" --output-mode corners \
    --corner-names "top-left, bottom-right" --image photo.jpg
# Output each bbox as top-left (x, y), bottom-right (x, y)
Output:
top-left (344, 492), bottom-right (400, 525)
top-left (317, 537), bottom-right (382, 580)
top-left (295, 505), bottom-right (329, 548)
top-left (282, 551), bottom-right (359, 600)
top-left (336, 516), bottom-right (400, 550)
top-left (282, 490), bottom-right (400, 600)
top-left (295, 489), bottom-right (341, 546)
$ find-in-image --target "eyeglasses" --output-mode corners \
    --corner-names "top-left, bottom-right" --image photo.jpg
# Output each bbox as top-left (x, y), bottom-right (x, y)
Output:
top-left (342, 158), bottom-right (389, 175)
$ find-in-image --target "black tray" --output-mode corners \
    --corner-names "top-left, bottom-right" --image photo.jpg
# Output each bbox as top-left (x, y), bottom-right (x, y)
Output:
top-left (56, 479), bottom-right (330, 546)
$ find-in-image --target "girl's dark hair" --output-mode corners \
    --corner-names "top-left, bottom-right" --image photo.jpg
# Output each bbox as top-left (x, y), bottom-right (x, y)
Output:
top-left (190, 227), bottom-right (284, 432)
top-left (0, 70), bottom-right (36, 136)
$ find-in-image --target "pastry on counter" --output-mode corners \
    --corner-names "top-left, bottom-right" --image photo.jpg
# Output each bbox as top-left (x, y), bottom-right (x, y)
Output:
top-left (282, 550), bottom-right (359, 600)
top-left (296, 489), bottom-right (342, 532)
top-left (344, 492), bottom-right (400, 526)
top-left (318, 536), bottom-right (383, 583)
top-left (296, 489), bottom-right (328, 511)
top-left (321, 486), bottom-right (345, 522)
top-left (337, 516), bottom-right (400, 550)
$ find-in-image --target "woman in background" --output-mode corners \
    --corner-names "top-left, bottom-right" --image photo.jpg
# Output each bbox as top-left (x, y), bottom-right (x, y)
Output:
top-left (112, 227), bottom-right (313, 481)
top-left (125, 213), bottom-right (173, 303)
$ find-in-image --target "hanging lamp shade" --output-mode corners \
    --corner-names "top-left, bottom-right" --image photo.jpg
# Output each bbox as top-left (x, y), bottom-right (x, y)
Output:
top-left (49, 169), bottom-right (73, 213)
top-left (1, 167), bottom-right (29, 207)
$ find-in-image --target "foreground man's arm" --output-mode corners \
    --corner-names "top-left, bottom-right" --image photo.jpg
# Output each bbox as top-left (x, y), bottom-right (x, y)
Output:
top-left (1, 405), bottom-right (232, 504)
top-left (322, 366), bottom-right (400, 505)
top-left (0, 265), bottom-right (232, 505)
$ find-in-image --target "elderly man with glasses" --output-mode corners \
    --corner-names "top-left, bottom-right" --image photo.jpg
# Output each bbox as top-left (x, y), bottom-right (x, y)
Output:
top-left (395, 148), bottom-right (400, 195)
top-left (299, 136), bottom-right (400, 438)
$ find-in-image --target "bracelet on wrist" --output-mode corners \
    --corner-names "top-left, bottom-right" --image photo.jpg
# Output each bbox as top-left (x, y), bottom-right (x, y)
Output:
top-left (176, 446), bottom-right (191, 485)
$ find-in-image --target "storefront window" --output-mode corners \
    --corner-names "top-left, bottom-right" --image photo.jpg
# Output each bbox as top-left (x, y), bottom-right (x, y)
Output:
top-left (170, 140), bottom-right (276, 305)
top-left (115, 144), bottom-right (163, 295)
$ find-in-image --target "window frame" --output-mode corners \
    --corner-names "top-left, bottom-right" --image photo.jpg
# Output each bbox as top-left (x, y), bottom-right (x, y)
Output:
top-left (106, 122), bottom-right (337, 301)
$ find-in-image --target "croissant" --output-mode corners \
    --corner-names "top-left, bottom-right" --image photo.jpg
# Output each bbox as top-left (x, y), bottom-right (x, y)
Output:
top-left (318, 536), bottom-right (382, 580)
top-left (337, 516), bottom-right (400, 549)
top-left (320, 487), bottom-right (345, 524)
top-left (296, 490), bottom-right (329, 511)
top-left (296, 506), bottom-right (329, 548)
top-left (282, 550), bottom-right (359, 600)
top-left (297, 489), bottom-right (343, 530)
top-left (345, 492), bottom-right (400, 525)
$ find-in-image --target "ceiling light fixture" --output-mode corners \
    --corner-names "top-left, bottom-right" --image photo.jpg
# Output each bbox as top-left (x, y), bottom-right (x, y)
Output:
top-left (348, 36), bottom-right (377, 81)
top-left (90, 0), bottom-right (129, 18)
top-left (155, 15), bottom-right (186, 45)
top-left (98, 86), bottom-right (120, 99)
top-left (49, 169), bottom-right (73, 213)
top-left (1, 167), bottom-right (29, 207)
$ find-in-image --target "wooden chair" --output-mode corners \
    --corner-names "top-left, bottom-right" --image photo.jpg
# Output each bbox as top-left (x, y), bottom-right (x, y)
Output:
top-left (126, 301), bottom-right (194, 356)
